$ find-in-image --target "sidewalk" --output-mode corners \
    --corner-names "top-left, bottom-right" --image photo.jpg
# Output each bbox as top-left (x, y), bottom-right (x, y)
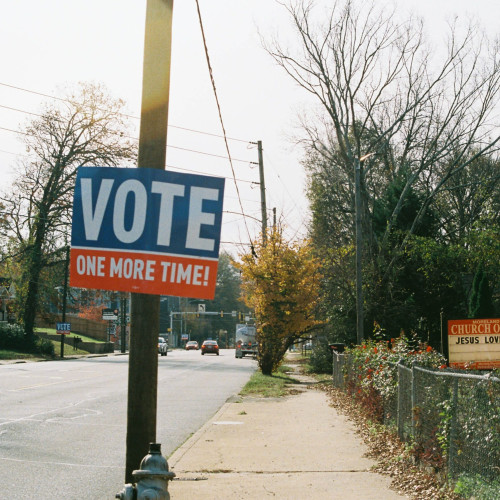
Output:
top-left (168, 357), bottom-right (408, 499)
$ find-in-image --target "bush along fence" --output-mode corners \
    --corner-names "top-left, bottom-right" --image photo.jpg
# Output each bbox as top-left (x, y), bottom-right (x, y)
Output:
top-left (0, 322), bottom-right (55, 356)
top-left (332, 336), bottom-right (500, 500)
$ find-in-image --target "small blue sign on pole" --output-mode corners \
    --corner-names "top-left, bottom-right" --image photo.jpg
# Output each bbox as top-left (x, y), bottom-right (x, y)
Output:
top-left (56, 322), bottom-right (71, 335)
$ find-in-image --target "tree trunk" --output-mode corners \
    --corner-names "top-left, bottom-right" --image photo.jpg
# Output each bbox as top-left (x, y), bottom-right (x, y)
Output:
top-left (259, 353), bottom-right (274, 376)
top-left (22, 223), bottom-right (46, 344)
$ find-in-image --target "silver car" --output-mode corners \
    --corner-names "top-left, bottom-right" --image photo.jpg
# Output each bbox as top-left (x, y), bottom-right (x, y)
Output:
top-left (158, 337), bottom-right (168, 356)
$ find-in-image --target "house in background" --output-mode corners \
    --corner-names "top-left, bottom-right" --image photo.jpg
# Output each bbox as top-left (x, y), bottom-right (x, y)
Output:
top-left (0, 277), bottom-right (15, 322)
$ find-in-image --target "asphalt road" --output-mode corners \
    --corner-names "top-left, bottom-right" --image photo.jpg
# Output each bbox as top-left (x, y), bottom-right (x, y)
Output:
top-left (0, 349), bottom-right (257, 499)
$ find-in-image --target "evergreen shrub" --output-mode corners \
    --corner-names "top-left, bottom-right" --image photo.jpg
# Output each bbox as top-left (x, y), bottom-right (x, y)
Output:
top-left (309, 341), bottom-right (334, 373)
top-left (0, 323), bottom-right (26, 350)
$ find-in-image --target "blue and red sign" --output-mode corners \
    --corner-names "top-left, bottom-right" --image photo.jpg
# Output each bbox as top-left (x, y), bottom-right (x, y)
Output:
top-left (56, 322), bottom-right (71, 335)
top-left (70, 167), bottom-right (225, 299)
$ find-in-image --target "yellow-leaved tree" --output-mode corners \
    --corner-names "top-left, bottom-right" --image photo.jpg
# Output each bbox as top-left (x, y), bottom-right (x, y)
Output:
top-left (236, 228), bottom-right (322, 375)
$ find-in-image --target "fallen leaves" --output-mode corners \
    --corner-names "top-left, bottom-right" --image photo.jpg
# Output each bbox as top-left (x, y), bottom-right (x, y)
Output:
top-left (318, 382), bottom-right (462, 500)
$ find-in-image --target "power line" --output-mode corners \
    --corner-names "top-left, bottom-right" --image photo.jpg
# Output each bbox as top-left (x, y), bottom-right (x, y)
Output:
top-left (0, 72), bottom-right (264, 245)
top-left (0, 148), bottom-right (26, 158)
top-left (195, 0), bottom-right (253, 244)
top-left (165, 163), bottom-right (257, 185)
top-left (223, 211), bottom-right (261, 223)
top-left (264, 149), bottom-right (303, 215)
top-left (0, 112), bottom-right (257, 165)
top-left (0, 81), bottom-right (250, 143)
top-left (165, 144), bottom-right (255, 164)
top-left (261, 149), bottom-right (310, 240)
top-left (0, 142), bottom-right (259, 185)
top-left (0, 82), bottom-right (68, 103)
top-left (225, 194), bottom-right (261, 204)
top-left (220, 240), bottom-right (251, 247)
top-left (0, 104), bottom-right (44, 118)
top-left (0, 125), bottom-right (28, 136)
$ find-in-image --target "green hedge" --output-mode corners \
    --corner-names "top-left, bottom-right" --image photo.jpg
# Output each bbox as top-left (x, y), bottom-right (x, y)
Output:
top-left (0, 322), bottom-right (55, 357)
top-left (0, 323), bottom-right (26, 350)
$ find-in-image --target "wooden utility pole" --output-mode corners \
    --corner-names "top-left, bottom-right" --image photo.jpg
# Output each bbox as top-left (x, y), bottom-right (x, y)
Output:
top-left (354, 153), bottom-right (374, 345)
top-left (354, 157), bottom-right (364, 344)
top-left (257, 140), bottom-right (267, 240)
top-left (125, 0), bottom-right (174, 483)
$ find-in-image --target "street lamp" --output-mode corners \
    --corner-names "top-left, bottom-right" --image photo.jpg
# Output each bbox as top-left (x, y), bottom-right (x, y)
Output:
top-left (354, 153), bottom-right (375, 345)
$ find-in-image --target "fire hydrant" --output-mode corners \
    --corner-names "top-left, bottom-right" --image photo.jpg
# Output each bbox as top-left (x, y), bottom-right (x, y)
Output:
top-left (116, 443), bottom-right (176, 500)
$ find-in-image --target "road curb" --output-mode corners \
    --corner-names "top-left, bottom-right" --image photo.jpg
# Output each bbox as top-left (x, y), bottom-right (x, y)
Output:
top-left (0, 351), bottom-right (129, 365)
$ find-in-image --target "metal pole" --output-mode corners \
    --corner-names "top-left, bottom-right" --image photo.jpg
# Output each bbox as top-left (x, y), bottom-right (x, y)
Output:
top-left (62, 246), bottom-right (69, 323)
top-left (397, 364), bottom-right (404, 440)
top-left (125, 0), bottom-right (174, 484)
top-left (257, 140), bottom-right (267, 240)
top-left (411, 364), bottom-right (417, 439)
top-left (440, 308), bottom-right (444, 355)
top-left (448, 378), bottom-right (459, 479)
top-left (120, 292), bottom-right (127, 353)
top-left (355, 157), bottom-right (364, 344)
top-left (169, 311), bottom-right (173, 346)
top-left (60, 245), bottom-right (69, 358)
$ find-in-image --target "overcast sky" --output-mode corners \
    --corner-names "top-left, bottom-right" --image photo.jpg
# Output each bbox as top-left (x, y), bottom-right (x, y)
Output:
top-left (1, 0), bottom-right (498, 256)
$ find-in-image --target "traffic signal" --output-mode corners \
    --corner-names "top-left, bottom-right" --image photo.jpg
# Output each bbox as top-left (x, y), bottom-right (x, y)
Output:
top-left (220, 310), bottom-right (224, 317)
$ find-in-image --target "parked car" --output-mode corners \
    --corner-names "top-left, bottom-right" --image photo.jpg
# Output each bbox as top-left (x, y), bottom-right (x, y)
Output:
top-left (201, 340), bottom-right (219, 355)
top-left (185, 340), bottom-right (199, 350)
top-left (158, 337), bottom-right (168, 356)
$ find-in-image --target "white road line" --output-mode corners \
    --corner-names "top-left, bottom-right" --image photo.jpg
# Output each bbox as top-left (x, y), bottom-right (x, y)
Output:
top-left (0, 399), bottom-right (96, 427)
top-left (8, 372), bottom-right (103, 391)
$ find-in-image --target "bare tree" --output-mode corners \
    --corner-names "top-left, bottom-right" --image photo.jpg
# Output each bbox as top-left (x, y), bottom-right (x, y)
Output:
top-left (434, 152), bottom-right (500, 242)
top-left (265, 0), bottom-right (500, 263)
top-left (0, 82), bottom-right (137, 341)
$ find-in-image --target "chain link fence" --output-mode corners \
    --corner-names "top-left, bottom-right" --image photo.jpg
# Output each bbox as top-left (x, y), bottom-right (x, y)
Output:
top-left (333, 353), bottom-right (500, 499)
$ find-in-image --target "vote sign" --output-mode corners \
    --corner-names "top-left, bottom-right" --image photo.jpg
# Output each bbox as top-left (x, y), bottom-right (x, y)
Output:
top-left (56, 322), bottom-right (71, 335)
top-left (70, 167), bottom-right (225, 299)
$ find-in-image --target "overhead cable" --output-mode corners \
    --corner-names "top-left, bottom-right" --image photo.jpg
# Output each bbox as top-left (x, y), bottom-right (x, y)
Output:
top-left (0, 81), bottom-right (250, 143)
top-left (195, 0), bottom-right (253, 245)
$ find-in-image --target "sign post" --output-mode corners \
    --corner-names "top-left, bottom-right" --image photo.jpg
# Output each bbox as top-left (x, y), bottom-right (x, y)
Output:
top-left (127, 0), bottom-right (171, 480)
top-left (69, 1), bottom-right (224, 485)
top-left (56, 322), bottom-right (71, 359)
top-left (125, 0), bottom-right (172, 476)
top-left (57, 245), bottom-right (70, 359)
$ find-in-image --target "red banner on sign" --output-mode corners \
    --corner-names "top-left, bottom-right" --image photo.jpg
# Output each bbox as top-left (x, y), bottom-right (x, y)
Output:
top-left (70, 248), bottom-right (219, 299)
top-left (448, 318), bottom-right (500, 369)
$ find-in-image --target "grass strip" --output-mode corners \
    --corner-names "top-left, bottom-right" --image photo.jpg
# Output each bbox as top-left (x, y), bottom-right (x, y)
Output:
top-left (0, 349), bottom-right (42, 360)
top-left (240, 365), bottom-right (301, 398)
top-left (35, 328), bottom-right (106, 343)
